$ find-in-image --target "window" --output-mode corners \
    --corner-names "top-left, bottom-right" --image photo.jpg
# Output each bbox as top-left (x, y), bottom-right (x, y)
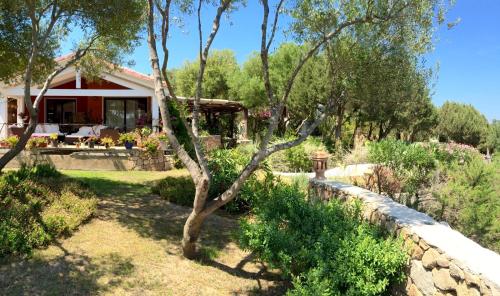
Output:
top-left (104, 98), bottom-right (148, 131)
top-left (46, 99), bottom-right (76, 124)
top-left (7, 98), bottom-right (17, 124)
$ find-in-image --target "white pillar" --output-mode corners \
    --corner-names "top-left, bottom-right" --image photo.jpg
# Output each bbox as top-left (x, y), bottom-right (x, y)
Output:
top-left (17, 97), bottom-right (25, 126)
top-left (0, 96), bottom-right (8, 139)
top-left (151, 94), bottom-right (160, 132)
top-left (76, 69), bottom-right (81, 89)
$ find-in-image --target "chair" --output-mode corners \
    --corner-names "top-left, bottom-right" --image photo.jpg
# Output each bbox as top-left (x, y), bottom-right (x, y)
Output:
top-left (65, 126), bottom-right (97, 144)
top-left (32, 123), bottom-right (63, 137)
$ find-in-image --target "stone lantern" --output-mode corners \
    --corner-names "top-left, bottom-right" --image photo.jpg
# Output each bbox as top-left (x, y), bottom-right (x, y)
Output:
top-left (312, 151), bottom-right (329, 180)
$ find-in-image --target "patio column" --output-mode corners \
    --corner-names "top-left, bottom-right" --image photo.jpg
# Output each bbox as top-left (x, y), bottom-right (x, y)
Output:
top-left (0, 95), bottom-right (8, 139)
top-left (151, 94), bottom-right (160, 132)
top-left (17, 97), bottom-right (25, 125)
top-left (239, 108), bottom-right (248, 140)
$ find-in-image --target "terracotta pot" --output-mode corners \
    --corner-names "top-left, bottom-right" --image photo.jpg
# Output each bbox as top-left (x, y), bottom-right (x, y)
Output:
top-left (311, 151), bottom-right (329, 180)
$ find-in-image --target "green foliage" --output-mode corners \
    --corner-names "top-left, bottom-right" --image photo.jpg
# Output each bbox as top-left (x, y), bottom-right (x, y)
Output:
top-left (152, 176), bottom-right (196, 207)
top-left (368, 139), bottom-right (436, 206)
top-left (436, 101), bottom-right (490, 147)
top-left (432, 154), bottom-right (499, 252)
top-left (239, 180), bottom-right (408, 296)
top-left (0, 165), bottom-right (97, 256)
top-left (3, 135), bottom-right (19, 148)
top-left (483, 120), bottom-right (500, 153)
top-left (118, 132), bottom-right (136, 144)
top-left (0, 0), bottom-right (144, 84)
top-left (153, 145), bottom-right (266, 214)
top-left (173, 49), bottom-right (239, 100)
top-left (269, 137), bottom-right (327, 172)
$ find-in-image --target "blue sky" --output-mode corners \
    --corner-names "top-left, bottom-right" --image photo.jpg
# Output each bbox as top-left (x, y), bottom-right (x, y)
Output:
top-left (62, 1), bottom-right (500, 121)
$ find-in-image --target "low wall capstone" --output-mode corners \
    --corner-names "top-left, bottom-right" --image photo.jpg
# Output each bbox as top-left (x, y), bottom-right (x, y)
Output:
top-left (309, 179), bottom-right (500, 296)
top-left (1, 149), bottom-right (173, 171)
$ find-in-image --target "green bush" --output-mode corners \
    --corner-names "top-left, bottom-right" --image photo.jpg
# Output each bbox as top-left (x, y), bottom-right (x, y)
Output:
top-left (151, 176), bottom-right (196, 207)
top-left (269, 137), bottom-right (327, 172)
top-left (432, 154), bottom-right (499, 252)
top-left (239, 180), bottom-right (408, 295)
top-left (153, 145), bottom-right (266, 214)
top-left (368, 139), bottom-right (436, 207)
top-left (0, 164), bottom-right (97, 256)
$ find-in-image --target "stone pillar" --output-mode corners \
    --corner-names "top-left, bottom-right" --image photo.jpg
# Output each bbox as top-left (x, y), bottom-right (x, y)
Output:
top-left (0, 95), bottom-right (8, 139)
top-left (17, 97), bottom-right (25, 126)
top-left (239, 108), bottom-right (248, 140)
top-left (312, 151), bottom-right (329, 180)
top-left (151, 94), bottom-right (160, 132)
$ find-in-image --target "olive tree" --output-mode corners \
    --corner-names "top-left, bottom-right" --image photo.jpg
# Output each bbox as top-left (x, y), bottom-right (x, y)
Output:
top-left (146, 0), bottom-right (451, 259)
top-left (0, 0), bottom-right (144, 170)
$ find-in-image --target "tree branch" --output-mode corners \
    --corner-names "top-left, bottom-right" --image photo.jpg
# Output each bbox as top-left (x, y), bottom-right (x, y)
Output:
top-left (146, 0), bottom-right (203, 180)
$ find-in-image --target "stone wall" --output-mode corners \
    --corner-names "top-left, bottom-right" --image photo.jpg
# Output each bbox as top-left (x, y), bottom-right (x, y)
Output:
top-left (2, 149), bottom-right (173, 171)
top-left (128, 149), bottom-right (172, 171)
top-left (309, 179), bottom-right (500, 296)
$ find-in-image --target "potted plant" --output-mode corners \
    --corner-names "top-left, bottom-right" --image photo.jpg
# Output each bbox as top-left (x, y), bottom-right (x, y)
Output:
top-left (119, 132), bottom-right (136, 150)
top-left (157, 133), bottom-right (168, 150)
top-left (49, 133), bottom-right (58, 148)
top-left (142, 136), bottom-right (160, 154)
top-left (87, 136), bottom-right (97, 148)
top-left (100, 137), bottom-right (114, 149)
top-left (27, 137), bottom-right (48, 149)
top-left (6, 136), bottom-right (19, 148)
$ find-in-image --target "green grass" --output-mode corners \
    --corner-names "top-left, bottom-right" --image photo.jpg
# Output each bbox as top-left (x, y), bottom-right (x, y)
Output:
top-left (1, 169), bottom-right (283, 295)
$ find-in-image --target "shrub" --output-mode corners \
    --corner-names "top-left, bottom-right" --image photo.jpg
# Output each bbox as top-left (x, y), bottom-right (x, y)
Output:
top-left (239, 180), bottom-right (408, 295)
top-left (152, 176), bottom-right (195, 207)
top-left (0, 165), bottom-right (97, 256)
top-left (153, 145), bottom-right (268, 214)
top-left (142, 137), bottom-right (160, 154)
top-left (368, 139), bottom-right (436, 207)
top-left (269, 137), bottom-right (327, 172)
top-left (431, 154), bottom-right (499, 252)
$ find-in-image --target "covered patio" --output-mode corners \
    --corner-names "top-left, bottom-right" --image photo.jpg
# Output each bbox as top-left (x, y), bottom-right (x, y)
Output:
top-left (0, 57), bottom-right (248, 144)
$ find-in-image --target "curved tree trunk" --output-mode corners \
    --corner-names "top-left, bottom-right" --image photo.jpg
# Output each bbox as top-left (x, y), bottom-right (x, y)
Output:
top-left (182, 211), bottom-right (206, 259)
top-left (0, 115), bottom-right (37, 170)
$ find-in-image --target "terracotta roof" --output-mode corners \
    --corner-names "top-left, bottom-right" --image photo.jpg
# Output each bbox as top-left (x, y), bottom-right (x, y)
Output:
top-left (55, 53), bottom-right (153, 82)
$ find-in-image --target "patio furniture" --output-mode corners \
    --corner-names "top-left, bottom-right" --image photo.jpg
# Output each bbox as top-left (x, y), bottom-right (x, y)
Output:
top-left (32, 123), bottom-right (64, 138)
top-left (65, 125), bottom-right (107, 144)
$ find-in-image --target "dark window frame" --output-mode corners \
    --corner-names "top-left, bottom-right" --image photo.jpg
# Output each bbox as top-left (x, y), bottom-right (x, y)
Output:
top-left (103, 97), bottom-right (148, 131)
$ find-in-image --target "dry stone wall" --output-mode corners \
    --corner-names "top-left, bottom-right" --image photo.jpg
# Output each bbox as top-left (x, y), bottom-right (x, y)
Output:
top-left (3, 149), bottom-right (173, 171)
top-left (309, 179), bottom-right (500, 296)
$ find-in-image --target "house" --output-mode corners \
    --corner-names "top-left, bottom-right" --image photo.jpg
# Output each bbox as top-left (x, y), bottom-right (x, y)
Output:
top-left (0, 55), bottom-right (248, 141)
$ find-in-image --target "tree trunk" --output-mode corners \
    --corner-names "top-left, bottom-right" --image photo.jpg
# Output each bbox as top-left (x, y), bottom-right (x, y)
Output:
top-left (0, 116), bottom-right (37, 170)
top-left (182, 211), bottom-right (205, 259)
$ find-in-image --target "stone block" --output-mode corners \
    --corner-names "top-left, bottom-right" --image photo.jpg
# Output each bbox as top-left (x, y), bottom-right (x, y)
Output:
top-left (422, 248), bottom-right (440, 269)
top-left (410, 260), bottom-right (436, 296)
top-left (456, 281), bottom-right (480, 296)
top-left (432, 268), bottom-right (457, 291)
top-left (449, 263), bottom-right (464, 281)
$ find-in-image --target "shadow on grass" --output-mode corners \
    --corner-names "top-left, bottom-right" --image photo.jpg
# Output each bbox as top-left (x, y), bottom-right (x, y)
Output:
top-left (0, 242), bottom-right (135, 295)
top-left (74, 175), bottom-right (239, 260)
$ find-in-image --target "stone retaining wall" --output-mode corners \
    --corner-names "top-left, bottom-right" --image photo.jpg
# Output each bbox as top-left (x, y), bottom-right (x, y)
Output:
top-left (309, 179), bottom-right (500, 296)
top-left (2, 149), bottom-right (173, 171)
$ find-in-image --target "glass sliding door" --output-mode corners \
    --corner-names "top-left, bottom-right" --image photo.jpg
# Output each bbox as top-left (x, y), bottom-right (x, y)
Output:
top-left (46, 99), bottom-right (76, 124)
top-left (104, 98), bottom-right (148, 131)
top-left (105, 99), bottom-right (125, 129)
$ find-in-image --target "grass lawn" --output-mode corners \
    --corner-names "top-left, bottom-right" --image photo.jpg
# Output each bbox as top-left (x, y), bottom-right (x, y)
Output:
top-left (0, 169), bottom-right (283, 295)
